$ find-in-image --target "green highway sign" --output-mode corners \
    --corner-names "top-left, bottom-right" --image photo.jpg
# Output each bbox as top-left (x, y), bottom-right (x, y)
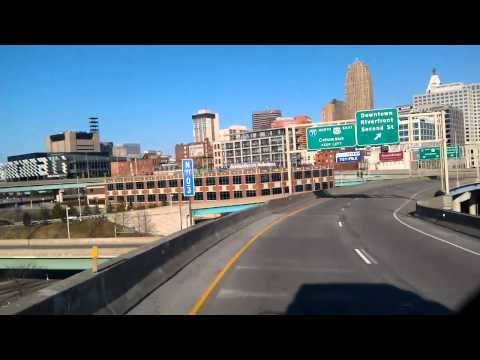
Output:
top-left (447, 145), bottom-right (460, 159)
top-left (306, 124), bottom-right (356, 151)
top-left (419, 145), bottom-right (460, 160)
top-left (356, 108), bottom-right (399, 146)
top-left (419, 147), bottom-right (440, 160)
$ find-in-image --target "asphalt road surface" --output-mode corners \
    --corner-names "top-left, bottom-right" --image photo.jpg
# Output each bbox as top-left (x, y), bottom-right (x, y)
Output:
top-left (128, 178), bottom-right (480, 315)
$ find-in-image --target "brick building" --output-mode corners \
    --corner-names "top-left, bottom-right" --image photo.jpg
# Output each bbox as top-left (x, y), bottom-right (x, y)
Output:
top-left (175, 141), bottom-right (214, 169)
top-left (105, 166), bottom-right (335, 208)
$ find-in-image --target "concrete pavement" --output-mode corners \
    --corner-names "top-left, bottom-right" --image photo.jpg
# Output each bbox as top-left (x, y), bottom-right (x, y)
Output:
top-left (128, 178), bottom-right (480, 315)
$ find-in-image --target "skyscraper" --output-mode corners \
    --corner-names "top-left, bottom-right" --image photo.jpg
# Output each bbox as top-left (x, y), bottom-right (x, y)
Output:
top-left (413, 69), bottom-right (480, 167)
top-left (192, 109), bottom-right (220, 143)
top-left (252, 109), bottom-right (282, 130)
top-left (321, 99), bottom-right (346, 121)
top-left (344, 59), bottom-right (374, 118)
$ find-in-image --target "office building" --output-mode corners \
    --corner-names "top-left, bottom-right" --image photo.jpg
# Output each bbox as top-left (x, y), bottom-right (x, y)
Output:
top-left (252, 109), bottom-right (282, 131)
top-left (192, 109), bottom-right (220, 143)
top-left (322, 99), bottom-right (347, 121)
top-left (101, 142), bottom-right (114, 156)
top-left (46, 131), bottom-right (101, 153)
top-left (344, 59), bottom-right (374, 118)
top-left (271, 115), bottom-right (312, 149)
top-left (413, 69), bottom-right (480, 166)
top-left (5, 152), bottom-right (119, 181)
top-left (218, 125), bottom-right (248, 141)
top-left (213, 127), bottom-right (308, 169)
top-left (113, 143), bottom-right (141, 158)
top-left (397, 104), bottom-right (464, 146)
top-left (105, 165), bottom-right (335, 208)
top-left (175, 141), bottom-right (214, 169)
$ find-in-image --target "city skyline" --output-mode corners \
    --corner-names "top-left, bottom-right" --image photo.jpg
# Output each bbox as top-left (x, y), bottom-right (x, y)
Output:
top-left (1, 45), bottom-right (480, 162)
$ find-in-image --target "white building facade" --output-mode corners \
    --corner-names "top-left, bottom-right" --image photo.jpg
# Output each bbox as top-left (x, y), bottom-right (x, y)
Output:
top-left (413, 69), bottom-right (480, 166)
top-left (218, 125), bottom-right (248, 141)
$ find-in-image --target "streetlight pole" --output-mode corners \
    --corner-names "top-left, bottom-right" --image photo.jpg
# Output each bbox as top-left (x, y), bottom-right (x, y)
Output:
top-left (77, 176), bottom-right (82, 221)
top-left (285, 126), bottom-right (293, 195)
top-left (66, 206), bottom-right (71, 240)
top-left (454, 131), bottom-right (459, 188)
top-left (477, 144), bottom-right (480, 182)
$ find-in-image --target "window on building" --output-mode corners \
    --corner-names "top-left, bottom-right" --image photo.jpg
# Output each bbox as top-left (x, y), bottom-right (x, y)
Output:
top-left (295, 185), bottom-right (304, 192)
top-left (127, 195), bottom-right (135, 203)
top-left (284, 187), bottom-right (290, 193)
top-left (207, 192), bottom-right (216, 200)
top-left (313, 170), bottom-right (320, 177)
top-left (206, 177), bottom-right (216, 186)
top-left (159, 194), bottom-right (167, 201)
top-left (219, 176), bottom-right (229, 185)
top-left (168, 179), bottom-right (178, 188)
top-left (108, 196), bottom-right (115, 201)
top-left (158, 180), bottom-right (166, 188)
top-left (261, 189), bottom-right (271, 196)
top-left (246, 190), bottom-right (257, 197)
top-left (194, 178), bottom-right (202, 186)
top-left (261, 155), bottom-right (271, 162)
top-left (233, 175), bottom-right (242, 184)
top-left (220, 191), bottom-right (230, 200)
top-left (117, 196), bottom-right (124, 202)
top-left (235, 150), bottom-right (241, 157)
top-left (245, 175), bottom-right (256, 183)
top-left (261, 139), bottom-right (269, 146)
top-left (272, 187), bottom-right (282, 195)
top-left (328, 169), bottom-right (333, 177)
top-left (304, 171), bottom-right (312, 178)
top-left (171, 193), bottom-right (179, 201)
top-left (261, 146), bottom-right (270, 154)
top-left (148, 194), bottom-right (156, 202)
top-left (315, 183), bottom-right (321, 191)
top-left (136, 182), bottom-right (144, 189)
top-left (260, 174), bottom-right (270, 183)
top-left (294, 171), bottom-right (303, 179)
top-left (271, 172), bottom-right (281, 181)
top-left (137, 195), bottom-right (145, 202)
top-left (194, 192), bottom-right (203, 200)
top-left (226, 143), bottom-right (233, 150)
top-left (234, 191), bottom-right (243, 198)
top-left (242, 141), bottom-right (250, 148)
top-left (107, 184), bottom-right (114, 191)
top-left (147, 181), bottom-right (155, 189)
top-left (283, 172), bottom-right (288, 180)
top-left (252, 155), bottom-right (261, 162)
top-left (235, 142), bottom-right (240, 149)
top-left (305, 184), bottom-right (312, 191)
top-left (251, 140), bottom-right (259, 147)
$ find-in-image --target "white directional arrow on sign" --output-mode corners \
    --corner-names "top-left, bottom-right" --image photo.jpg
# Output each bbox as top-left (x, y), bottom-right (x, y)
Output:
top-left (374, 133), bottom-right (382, 141)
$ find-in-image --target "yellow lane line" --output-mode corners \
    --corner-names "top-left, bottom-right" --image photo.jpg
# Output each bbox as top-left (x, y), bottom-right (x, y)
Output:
top-left (189, 198), bottom-right (326, 315)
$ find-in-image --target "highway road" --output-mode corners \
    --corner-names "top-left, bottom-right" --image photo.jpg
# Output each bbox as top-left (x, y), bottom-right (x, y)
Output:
top-left (128, 178), bottom-right (480, 315)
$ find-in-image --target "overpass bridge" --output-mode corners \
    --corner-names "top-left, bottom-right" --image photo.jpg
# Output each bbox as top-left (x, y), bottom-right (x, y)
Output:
top-left (1, 177), bottom-right (480, 315)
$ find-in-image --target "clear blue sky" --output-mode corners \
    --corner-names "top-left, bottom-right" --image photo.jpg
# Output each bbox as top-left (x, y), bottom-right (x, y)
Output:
top-left (1, 45), bottom-right (480, 162)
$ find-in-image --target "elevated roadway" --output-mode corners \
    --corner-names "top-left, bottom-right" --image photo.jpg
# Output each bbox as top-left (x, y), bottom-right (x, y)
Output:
top-left (129, 178), bottom-right (480, 315)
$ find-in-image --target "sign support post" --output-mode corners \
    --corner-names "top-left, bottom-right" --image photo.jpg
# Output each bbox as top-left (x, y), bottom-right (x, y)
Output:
top-left (181, 159), bottom-right (195, 228)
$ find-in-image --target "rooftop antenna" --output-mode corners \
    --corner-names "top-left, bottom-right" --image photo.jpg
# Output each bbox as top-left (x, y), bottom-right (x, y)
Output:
top-left (89, 117), bottom-right (99, 135)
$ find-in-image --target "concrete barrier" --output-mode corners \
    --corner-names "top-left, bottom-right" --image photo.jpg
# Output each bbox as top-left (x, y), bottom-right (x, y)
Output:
top-left (0, 191), bottom-right (321, 315)
top-left (415, 200), bottom-right (480, 240)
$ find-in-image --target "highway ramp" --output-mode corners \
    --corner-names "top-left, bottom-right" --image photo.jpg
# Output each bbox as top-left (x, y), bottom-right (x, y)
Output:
top-left (128, 178), bottom-right (480, 315)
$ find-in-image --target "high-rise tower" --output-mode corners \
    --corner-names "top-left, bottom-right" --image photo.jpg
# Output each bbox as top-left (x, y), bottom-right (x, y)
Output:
top-left (344, 59), bottom-right (374, 118)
